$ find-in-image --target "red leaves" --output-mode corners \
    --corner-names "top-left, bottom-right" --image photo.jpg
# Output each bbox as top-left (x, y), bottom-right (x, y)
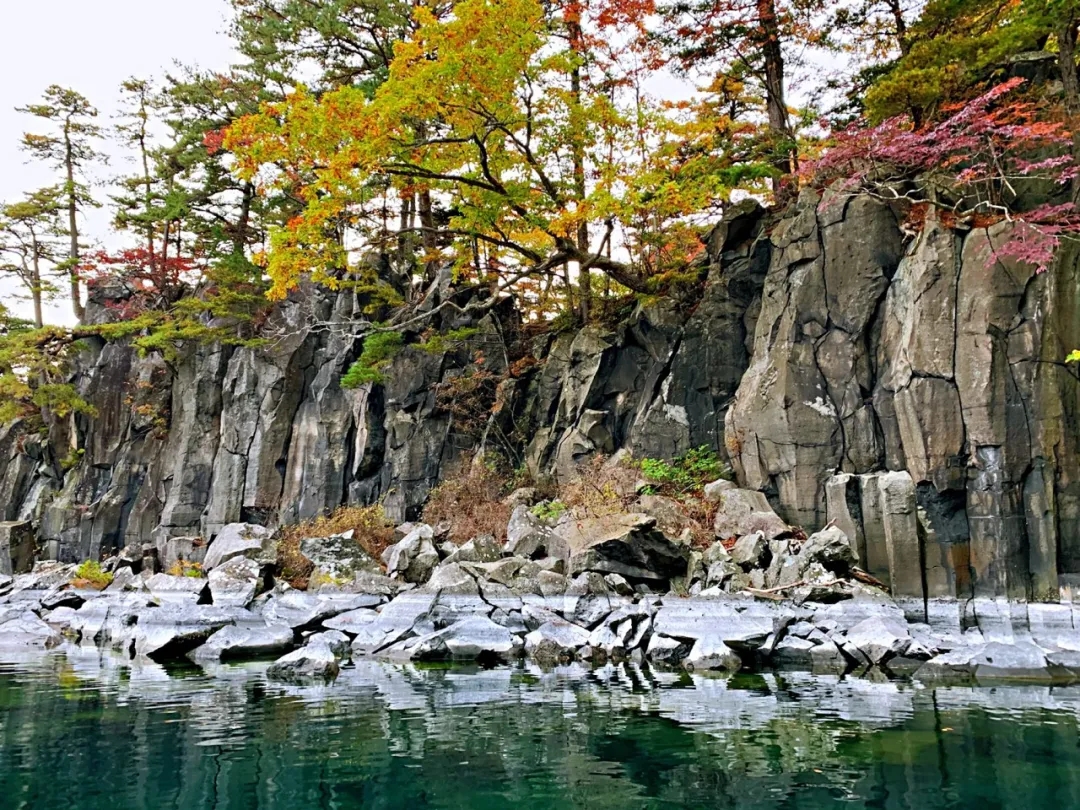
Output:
top-left (809, 78), bottom-right (1078, 273)
top-left (202, 129), bottom-right (226, 156)
top-left (80, 248), bottom-right (198, 317)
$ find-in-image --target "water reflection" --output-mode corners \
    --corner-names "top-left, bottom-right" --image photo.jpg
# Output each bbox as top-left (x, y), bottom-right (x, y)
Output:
top-left (2, 645), bottom-right (1080, 808)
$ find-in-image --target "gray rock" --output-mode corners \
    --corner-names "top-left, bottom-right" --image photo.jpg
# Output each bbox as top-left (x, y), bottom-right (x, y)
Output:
top-left (191, 623), bottom-right (295, 662)
top-left (730, 532), bottom-right (769, 569)
top-left (267, 642), bottom-right (340, 683)
top-left (203, 523), bottom-right (275, 571)
top-left (646, 634), bottom-right (692, 666)
top-left (208, 556), bottom-right (267, 608)
top-left (0, 612), bottom-right (61, 648)
top-left (146, 573), bottom-right (209, 604)
top-left (843, 616), bottom-right (912, 664)
top-left (559, 514), bottom-right (689, 582)
top-left (387, 616), bottom-right (521, 663)
top-left (442, 534), bottom-right (502, 565)
top-left (505, 506), bottom-right (560, 559)
top-left (0, 521), bottom-right (35, 576)
top-left (322, 607), bottom-right (380, 635)
top-left (799, 525), bottom-right (857, 572)
top-left (703, 479), bottom-right (737, 503)
top-left (40, 588), bottom-right (85, 611)
top-left (713, 489), bottom-right (789, 541)
top-left (571, 593), bottom-right (613, 629)
top-left (300, 530), bottom-right (382, 588)
top-left (771, 635), bottom-right (817, 666)
top-left (262, 591), bottom-right (381, 630)
top-left (307, 630), bottom-right (351, 659)
top-left (13, 562), bottom-right (77, 592)
top-left (524, 621), bottom-right (591, 662)
top-left (385, 525), bottom-right (440, 583)
top-left (685, 636), bottom-right (743, 671)
top-left (421, 563), bottom-right (479, 595)
top-left (133, 604), bottom-right (235, 660)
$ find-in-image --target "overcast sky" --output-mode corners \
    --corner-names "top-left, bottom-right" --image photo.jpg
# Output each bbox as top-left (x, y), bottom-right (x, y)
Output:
top-left (0, 0), bottom-right (237, 325)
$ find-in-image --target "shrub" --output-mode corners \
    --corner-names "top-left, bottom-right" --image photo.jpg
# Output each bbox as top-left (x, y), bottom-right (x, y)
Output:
top-left (423, 458), bottom-right (513, 544)
top-left (276, 504), bottom-right (396, 589)
top-left (639, 446), bottom-right (730, 496)
top-left (166, 560), bottom-right (204, 578)
top-left (559, 455), bottom-right (639, 519)
top-left (72, 560), bottom-right (113, 590)
top-left (341, 331), bottom-right (404, 388)
top-left (530, 500), bottom-right (567, 522)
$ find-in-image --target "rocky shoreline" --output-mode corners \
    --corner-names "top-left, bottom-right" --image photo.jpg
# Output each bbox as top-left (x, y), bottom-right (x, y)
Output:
top-left (3, 499), bottom-right (1080, 686)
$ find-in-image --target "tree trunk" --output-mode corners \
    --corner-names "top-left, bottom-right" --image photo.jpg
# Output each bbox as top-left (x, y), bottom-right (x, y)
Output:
top-left (568, 14), bottom-right (590, 324)
top-left (1058, 18), bottom-right (1080, 204)
top-left (64, 123), bottom-right (85, 322)
top-left (755, 0), bottom-right (796, 199)
top-left (31, 254), bottom-right (43, 329)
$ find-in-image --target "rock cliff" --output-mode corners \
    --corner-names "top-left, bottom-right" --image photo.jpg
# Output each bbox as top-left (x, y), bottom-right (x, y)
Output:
top-left (2, 190), bottom-right (1078, 611)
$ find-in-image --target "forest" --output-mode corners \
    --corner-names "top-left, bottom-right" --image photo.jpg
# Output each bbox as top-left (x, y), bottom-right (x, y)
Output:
top-left (0, 0), bottom-right (1077, 428)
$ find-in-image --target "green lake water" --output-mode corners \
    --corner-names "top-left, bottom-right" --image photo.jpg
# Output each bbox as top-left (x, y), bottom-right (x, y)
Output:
top-left (2, 648), bottom-right (1079, 809)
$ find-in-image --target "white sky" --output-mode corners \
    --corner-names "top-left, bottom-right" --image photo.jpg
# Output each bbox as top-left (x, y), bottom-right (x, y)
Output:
top-left (0, 0), bottom-right (237, 325)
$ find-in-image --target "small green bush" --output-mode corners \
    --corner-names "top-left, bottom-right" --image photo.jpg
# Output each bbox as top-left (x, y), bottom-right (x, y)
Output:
top-left (530, 500), bottom-right (567, 521)
top-left (639, 446), bottom-right (731, 495)
top-left (73, 560), bottom-right (113, 590)
top-left (341, 331), bottom-right (404, 388)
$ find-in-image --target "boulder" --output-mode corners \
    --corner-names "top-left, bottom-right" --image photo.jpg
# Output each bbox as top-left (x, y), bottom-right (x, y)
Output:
top-left (203, 523), bottom-right (275, 571)
top-left (0, 521), bottom-right (35, 576)
top-left (0, 611), bottom-right (61, 648)
top-left (421, 562), bottom-right (480, 595)
top-left (972, 641), bottom-right (1053, 682)
top-left (267, 641), bottom-right (340, 683)
top-left (703, 479), bottom-right (737, 503)
top-left (190, 623), bottom-right (296, 662)
top-left (300, 530), bottom-right (382, 588)
top-left (442, 534), bottom-right (502, 566)
top-left (13, 562), bottom-right (77, 592)
top-left (154, 536), bottom-right (207, 571)
top-left (843, 616), bottom-right (912, 664)
top-left (207, 556), bottom-right (267, 608)
top-left (558, 514), bottom-right (689, 582)
top-left (504, 506), bottom-right (560, 559)
top-left (40, 587), bottom-right (85, 611)
top-left (524, 621), bottom-right (591, 662)
top-left (262, 591), bottom-right (381, 630)
top-left (646, 634), bottom-right (692, 666)
top-left (350, 592), bottom-right (437, 655)
top-left (307, 630), bottom-right (352, 659)
top-left (385, 616), bottom-right (521, 663)
top-left (133, 604), bottom-right (235, 660)
top-left (799, 525), bottom-right (857, 573)
top-left (729, 532), bottom-right (769, 569)
top-left (712, 489), bottom-right (790, 541)
top-left (323, 607), bottom-right (380, 635)
top-left (384, 525), bottom-right (440, 583)
top-left (146, 573), bottom-right (209, 604)
top-left (685, 636), bottom-right (743, 671)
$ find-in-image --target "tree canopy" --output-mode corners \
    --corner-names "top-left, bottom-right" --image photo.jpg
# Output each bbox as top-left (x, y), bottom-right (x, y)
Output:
top-left (0, 0), bottom-right (1078, 429)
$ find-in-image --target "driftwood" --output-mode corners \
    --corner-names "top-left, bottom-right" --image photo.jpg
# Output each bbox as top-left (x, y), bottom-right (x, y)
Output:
top-left (745, 578), bottom-right (845, 601)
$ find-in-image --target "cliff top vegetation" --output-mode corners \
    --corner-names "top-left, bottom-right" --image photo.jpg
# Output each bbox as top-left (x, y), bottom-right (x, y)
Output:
top-left (1, 0), bottom-right (1078, 431)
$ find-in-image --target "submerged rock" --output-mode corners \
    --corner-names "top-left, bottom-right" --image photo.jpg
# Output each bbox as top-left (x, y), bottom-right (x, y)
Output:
top-left (267, 641), bottom-right (340, 683)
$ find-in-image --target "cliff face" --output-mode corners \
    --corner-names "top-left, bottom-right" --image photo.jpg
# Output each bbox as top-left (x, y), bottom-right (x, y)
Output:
top-left (2, 190), bottom-right (1078, 607)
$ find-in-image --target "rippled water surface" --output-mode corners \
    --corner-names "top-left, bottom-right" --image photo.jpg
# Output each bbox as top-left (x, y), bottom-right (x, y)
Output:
top-left (2, 648), bottom-right (1080, 809)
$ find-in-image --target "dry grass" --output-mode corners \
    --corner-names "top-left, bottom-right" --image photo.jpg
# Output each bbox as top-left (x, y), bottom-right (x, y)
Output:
top-left (276, 505), bottom-right (395, 589)
top-left (559, 455), bottom-right (639, 519)
top-left (423, 460), bottom-right (513, 544)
